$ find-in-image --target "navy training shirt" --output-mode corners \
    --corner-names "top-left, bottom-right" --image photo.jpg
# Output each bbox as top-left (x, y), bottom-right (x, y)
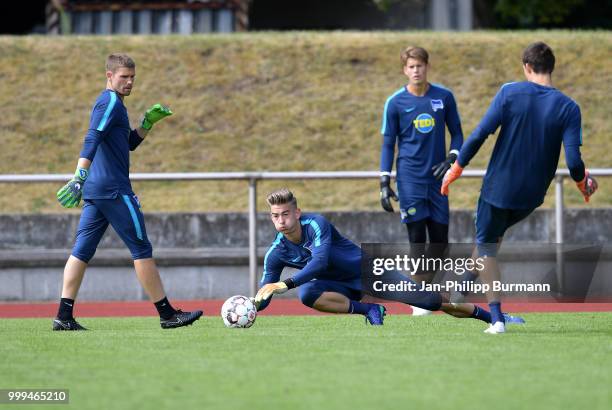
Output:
top-left (258, 213), bottom-right (362, 311)
top-left (79, 89), bottom-right (144, 200)
top-left (380, 84), bottom-right (463, 183)
top-left (458, 81), bottom-right (584, 210)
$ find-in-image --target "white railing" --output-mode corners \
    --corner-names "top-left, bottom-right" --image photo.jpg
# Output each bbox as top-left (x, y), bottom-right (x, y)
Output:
top-left (1, 168), bottom-right (610, 295)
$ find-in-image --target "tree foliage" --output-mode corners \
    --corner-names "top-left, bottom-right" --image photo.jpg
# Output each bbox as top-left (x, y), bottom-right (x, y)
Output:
top-left (494, 0), bottom-right (584, 27)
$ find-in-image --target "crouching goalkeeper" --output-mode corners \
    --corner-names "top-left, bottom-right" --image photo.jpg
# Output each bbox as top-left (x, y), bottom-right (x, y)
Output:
top-left (254, 189), bottom-right (524, 327)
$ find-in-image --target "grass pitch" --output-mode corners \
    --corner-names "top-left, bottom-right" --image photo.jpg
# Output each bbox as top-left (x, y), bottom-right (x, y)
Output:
top-left (1, 313), bottom-right (611, 410)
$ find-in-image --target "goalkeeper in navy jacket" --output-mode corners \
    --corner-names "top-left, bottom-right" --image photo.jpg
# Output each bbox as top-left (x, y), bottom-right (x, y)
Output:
top-left (254, 189), bottom-right (525, 327)
top-left (379, 46), bottom-right (463, 245)
top-left (379, 46), bottom-right (464, 316)
top-left (442, 42), bottom-right (598, 334)
top-left (53, 53), bottom-right (202, 331)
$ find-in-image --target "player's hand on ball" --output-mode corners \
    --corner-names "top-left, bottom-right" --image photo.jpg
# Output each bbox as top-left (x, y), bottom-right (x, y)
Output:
top-left (57, 168), bottom-right (88, 208)
top-left (255, 282), bottom-right (289, 303)
top-left (576, 170), bottom-right (598, 203)
top-left (432, 153), bottom-right (457, 180)
top-left (141, 103), bottom-right (173, 130)
top-left (440, 162), bottom-right (464, 196)
top-left (379, 175), bottom-right (398, 212)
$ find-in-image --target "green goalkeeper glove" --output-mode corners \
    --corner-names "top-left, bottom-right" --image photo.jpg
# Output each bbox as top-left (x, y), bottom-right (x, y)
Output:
top-left (57, 168), bottom-right (88, 208)
top-left (141, 104), bottom-right (173, 130)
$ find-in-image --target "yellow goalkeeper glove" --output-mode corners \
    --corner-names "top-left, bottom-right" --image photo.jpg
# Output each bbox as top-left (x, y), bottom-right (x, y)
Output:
top-left (254, 282), bottom-right (289, 304)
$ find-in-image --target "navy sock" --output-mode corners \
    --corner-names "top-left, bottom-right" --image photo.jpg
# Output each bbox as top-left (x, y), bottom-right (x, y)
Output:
top-left (57, 298), bottom-right (75, 320)
top-left (488, 302), bottom-right (504, 324)
top-left (471, 305), bottom-right (492, 323)
top-left (349, 300), bottom-right (373, 315)
top-left (154, 297), bottom-right (176, 320)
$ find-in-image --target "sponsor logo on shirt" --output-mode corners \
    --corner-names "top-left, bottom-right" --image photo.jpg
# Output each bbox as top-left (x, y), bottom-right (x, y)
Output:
top-left (413, 113), bottom-right (435, 133)
top-left (431, 99), bottom-right (444, 112)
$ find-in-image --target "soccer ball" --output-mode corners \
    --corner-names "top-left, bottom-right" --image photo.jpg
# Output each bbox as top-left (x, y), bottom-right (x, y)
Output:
top-left (221, 295), bottom-right (257, 328)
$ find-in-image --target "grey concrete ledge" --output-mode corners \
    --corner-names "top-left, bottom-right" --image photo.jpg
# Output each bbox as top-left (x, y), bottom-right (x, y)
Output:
top-left (0, 248), bottom-right (271, 268)
top-left (1, 209), bottom-right (611, 251)
top-left (1, 245), bottom-right (609, 269)
top-left (1, 208), bottom-right (610, 301)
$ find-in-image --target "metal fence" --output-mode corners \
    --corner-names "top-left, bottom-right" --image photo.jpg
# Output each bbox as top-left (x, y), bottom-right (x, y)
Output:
top-left (1, 169), bottom-right (610, 295)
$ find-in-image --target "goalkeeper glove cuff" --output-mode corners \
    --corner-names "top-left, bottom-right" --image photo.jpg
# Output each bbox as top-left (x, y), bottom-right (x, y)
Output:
top-left (75, 167), bottom-right (89, 182)
top-left (283, 278), bottom-right (296, 290)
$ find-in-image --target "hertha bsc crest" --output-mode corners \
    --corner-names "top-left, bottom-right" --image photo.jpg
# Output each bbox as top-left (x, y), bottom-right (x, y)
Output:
top-left (431, 99), bottom-right (444, 112)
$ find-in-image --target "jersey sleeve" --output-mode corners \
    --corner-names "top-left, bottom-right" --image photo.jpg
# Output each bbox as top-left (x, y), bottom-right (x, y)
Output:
top-left (562, 103), bottom-right (585, 182)
top-left (80, 92), bottom-right (119, 160)
top-left (380, 97), bottom-right (398, 173)
top-left (458, 86), bottom-right (504, 167)
top-left (257, 244), bottom-right (285, 311)
top-left (88, 92), bottom-right (119, 134)
top-left (444, 92), bottom-right (464, 153)
top-left (290, 216), bottom-right (332, 287)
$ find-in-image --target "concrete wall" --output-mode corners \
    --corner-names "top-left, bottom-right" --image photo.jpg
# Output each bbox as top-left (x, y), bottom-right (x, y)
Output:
top-left (0, 209), bottom-right (610, 301)
top-left (1, 209), bottom-right (611, 250)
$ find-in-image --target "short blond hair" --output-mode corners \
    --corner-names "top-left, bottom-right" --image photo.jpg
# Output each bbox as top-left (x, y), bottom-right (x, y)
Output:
top-left (266, 189), bottom-right (298, 208)
top-left (401, 46), bottom-right (429, 66)
top-left (106, 53), bottom-right (135, 73)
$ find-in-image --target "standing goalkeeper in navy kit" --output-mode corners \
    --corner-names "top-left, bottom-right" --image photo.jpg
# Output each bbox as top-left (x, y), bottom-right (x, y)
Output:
top-left (442, 42), bottom-right (598, 334)
top-left (379, 46), bottom-right (464, 315)
top-left (54, 53), bottom-right (202, 330)
top-left (380, 46), bottom-right (463, 244)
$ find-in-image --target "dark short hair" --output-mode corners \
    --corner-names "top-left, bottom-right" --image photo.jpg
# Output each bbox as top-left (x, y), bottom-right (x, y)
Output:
top-left (266, 189), bottom-right (297, 208)
top-left (401, 46), bottom-right (429, 66)
top-left (522, 42), bottom-right (555, 74)
top-left (106, 53), bottom-right (135, 72)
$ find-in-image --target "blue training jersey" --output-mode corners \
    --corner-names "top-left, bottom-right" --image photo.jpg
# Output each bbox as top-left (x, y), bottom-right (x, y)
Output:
top-left (79, 89), bottom-right (144, 199)
top-left (259, 213), bottom-right (362, 310)
top-left (458, 81), bottom-right (584, 210)
top-left (380, 84), bottom-right (463, 183)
